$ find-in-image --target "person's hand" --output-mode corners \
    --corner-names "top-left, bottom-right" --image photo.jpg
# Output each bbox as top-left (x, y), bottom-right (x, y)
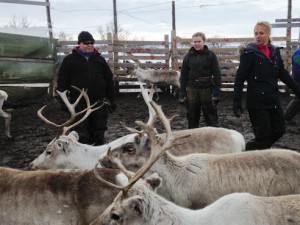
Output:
top-left (212, 88), bottom-right (220, 105)
top-left (178, 97), bottom-right (187, 105)
top-left (110, 101), bottom-right (117, 111)
top-left (178, 91), bottom-right (187, 105)
top-left (233, 101), bottom-right (243, 117)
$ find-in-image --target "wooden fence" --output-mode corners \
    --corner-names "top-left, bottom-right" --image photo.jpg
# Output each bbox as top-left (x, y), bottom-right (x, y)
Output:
top-left (56, 33), bottom-right (300, 92)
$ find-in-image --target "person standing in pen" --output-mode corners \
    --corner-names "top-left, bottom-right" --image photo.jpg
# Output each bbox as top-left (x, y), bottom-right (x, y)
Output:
top-left (179, 31), bottom-right (222, 129)
top-left (57, 31), bottom-right (116, 145)
top-left (233, 21), bottom-right (300, 150)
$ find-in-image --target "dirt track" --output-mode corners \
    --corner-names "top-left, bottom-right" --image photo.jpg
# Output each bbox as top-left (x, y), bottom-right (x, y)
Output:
top-left (0, 91), bottom-right (299, 169)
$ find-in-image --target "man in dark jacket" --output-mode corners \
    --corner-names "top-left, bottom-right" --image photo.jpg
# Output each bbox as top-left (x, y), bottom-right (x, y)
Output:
top-left (57, 31), bottom-right (116, 145)
top-left (284, 47), bottom-right (300, 121)
top-left (233, 21), bottom-right (300, 150)
top-left (179, 32), bottom-right (222, 128)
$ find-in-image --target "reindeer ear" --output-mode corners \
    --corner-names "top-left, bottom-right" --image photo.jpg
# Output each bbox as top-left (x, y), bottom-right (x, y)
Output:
top-left (145, 172), bottom-right (162, 192)
top-left (68, 131), bottom-right (79, 141)
top-left (125, 196), bottom-right (144, 217)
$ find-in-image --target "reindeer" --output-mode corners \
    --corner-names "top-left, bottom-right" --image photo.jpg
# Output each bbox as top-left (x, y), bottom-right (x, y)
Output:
top-left (0, 90), bottom-right (12, 138)
top-left (100, 84), bottom-right (245, 171)
top-left (90, 102), bottom-right (300, 225)
top-left (30, 84), bottom-right (244, 170)
top-left (99, 99), bottom-right (300, 209)
top-left (28, 86), bottom-right (109, 170)
top-left (133, 63), bottom-right (180, 100)
top-left (0, 166), bottom-right (129, 225)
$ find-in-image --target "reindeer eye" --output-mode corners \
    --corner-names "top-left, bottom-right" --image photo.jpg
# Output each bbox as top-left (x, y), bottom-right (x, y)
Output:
top-left (111, 213), bottom-right (120, 221)
top-left (123, 143), bottom-right (135, 154)
top-left (46, 150), bottom-right (52, 155)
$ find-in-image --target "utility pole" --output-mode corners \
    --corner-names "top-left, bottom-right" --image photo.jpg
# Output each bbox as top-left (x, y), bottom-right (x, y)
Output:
top-left (172, 0), bottom-right (176, 30)
top-left (287, 0), bottom-right (292, 42)
top-left (171, 0), bottom-right (178, 70)
top-left (113, 0), bottom-right (118, 38)
top-left (45, 0), bottom-right (53, 38)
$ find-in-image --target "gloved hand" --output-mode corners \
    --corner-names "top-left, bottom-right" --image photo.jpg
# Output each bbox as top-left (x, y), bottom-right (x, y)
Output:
top-left (212, 88), bottom-right (220, 105)
top-left (110, 101), bottom-right (117, 111)
top-left (178, 91), bottom-right (187, 105)
top-left (233, 101), bottom-right (243, 117)
top-left (106, 99), bottom-right (117, 113)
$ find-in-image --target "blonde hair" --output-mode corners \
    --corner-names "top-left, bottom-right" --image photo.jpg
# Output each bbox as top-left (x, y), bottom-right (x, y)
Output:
top-left (254, 21), bottom-right (272, 43)
top-left (192, 32), bottom-right (206, 42)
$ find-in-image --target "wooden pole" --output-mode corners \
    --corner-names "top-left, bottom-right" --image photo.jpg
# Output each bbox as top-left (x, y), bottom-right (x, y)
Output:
top-left (45, 0), bottom-right (53, 39)
top-left (286, 0), bottom-right (292, 42)
top-left (172, 1), bottom-right (176, 30)
top-left (113, 0), bottom-right (118, 37)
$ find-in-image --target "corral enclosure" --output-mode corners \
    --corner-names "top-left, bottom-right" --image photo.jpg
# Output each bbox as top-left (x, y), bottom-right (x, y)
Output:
top-left (0, 31), bottom-right (299, 103)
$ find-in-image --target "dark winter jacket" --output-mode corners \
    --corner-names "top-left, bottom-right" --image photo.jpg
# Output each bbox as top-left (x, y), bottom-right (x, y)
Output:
top-left (180, 45), bottom-right (222, 95)
top-left (292, 47), bottom-right (300, 84)
top-left (234, 43), bottom-right (300, 109)
top-left (57, 47), bottom-right (115, 104)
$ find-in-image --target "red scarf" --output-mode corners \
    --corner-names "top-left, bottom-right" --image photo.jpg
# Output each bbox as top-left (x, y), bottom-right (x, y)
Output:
top-left (257, 44), bottom-right (270, 59)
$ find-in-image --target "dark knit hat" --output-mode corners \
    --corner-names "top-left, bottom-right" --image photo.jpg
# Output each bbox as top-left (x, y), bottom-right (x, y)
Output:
top-left (78, 31), bottom-right (95, 44)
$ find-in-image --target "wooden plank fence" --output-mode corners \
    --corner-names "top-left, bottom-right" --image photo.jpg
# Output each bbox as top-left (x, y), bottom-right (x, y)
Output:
top-left (56, 33), bottom-right (299, 93)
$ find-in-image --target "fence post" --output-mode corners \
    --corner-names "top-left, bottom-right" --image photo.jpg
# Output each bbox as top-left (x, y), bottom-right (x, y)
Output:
top-left (164, 34), bottom-right (170, 68)
top-left (171, 29), bottom-right (179, 70)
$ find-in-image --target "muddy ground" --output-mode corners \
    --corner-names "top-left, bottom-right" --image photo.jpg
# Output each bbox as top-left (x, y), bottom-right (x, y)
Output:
top-left (0, 91), bottom-right (299, 170)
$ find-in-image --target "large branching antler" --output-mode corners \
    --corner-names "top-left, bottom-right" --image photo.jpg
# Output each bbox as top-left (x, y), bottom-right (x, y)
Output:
top-left (121, 83), bottom-right (157, 134)
top-left (94, 100), bottom-right (185, 196)
top-left (38, 86), bottom-right (107, 138)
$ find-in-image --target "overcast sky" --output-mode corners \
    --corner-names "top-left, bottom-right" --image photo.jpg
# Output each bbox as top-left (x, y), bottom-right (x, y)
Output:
top-left (0, 0), bottom-right (299, 41)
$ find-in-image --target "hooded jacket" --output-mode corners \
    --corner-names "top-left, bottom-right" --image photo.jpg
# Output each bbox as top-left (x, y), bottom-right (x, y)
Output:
top-left (57, 47), bottom-right (115, 104)
top-left (234, 43), bottom-right (300, 109)
top-left (180, 45), bottom-right (222, 94)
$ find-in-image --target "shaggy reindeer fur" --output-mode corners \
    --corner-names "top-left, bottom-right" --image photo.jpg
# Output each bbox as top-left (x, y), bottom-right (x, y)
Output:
top-left (91, 175), bottom-right (300, 225)
top-left (101, 146), bottom-right (300, 209)
top-left (0, 167), bottom-right (127, 225)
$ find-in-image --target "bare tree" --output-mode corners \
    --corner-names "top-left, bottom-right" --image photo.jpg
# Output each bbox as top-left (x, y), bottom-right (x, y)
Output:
top-left (57, 31), bottom-right (73, 41)
top-left (8, 15), bottom-right (31, 28)
top-left (97, 21), bottom-right (130, 40)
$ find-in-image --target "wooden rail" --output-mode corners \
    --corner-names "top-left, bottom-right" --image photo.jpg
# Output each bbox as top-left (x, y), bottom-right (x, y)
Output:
top-left (56, 33), bottom-right (293, 93)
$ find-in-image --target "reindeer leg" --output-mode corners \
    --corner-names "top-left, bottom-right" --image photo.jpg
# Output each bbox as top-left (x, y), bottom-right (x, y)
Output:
top-left (153, 85), bottom-right (160, 101)
top-left (3, 112), bottom-right (12, 138)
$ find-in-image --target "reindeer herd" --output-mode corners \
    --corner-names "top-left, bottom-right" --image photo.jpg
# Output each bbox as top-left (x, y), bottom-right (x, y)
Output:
top-left (1, 83), bottom-right (300, 224)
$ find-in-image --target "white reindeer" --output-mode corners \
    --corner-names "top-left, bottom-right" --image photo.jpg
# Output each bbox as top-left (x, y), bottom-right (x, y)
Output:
top-left (91, 180), bottom-right (300, 225)
top-left (0, 90), bottom-right (12, 138)
top-left (91, 117), bottom-right (300, 225)
top-left (30, 85), bottom-right (244, 170)
top-left (132, 64), bottom-right (180, 87)
top-left (133, 64), bottom-right (180, 100)
top-left (99, 100), bottom-right (300, 209)
top-left (29, 131), bottom-right (136, 170)
top-left (105, 84), bottom-right (244, 160)
top-left (28, 86), bottom-right (108, 170)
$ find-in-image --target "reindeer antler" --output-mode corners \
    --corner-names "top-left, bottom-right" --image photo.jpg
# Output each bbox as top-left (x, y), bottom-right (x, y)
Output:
top-left (38, 86), bottom-right (107, 138)
top-left (121, 83), bottom-right (157, 135)
top-left (94, 100), bottom-right (184, 196)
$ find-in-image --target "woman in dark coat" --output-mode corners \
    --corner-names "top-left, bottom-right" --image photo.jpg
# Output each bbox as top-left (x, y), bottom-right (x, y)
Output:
top-left (233, 21), bottom-right (300, 150)
top-left (179, 32), bottom-right (222, 128)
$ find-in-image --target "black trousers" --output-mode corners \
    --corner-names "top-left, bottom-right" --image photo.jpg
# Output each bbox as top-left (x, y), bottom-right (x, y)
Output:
top-left (284, 96), bottom-right (300, 121)
top-left (74, 103), bottom-right (108, 146)
top-left (186, 87), bottom-right (219, 128)
top-left (246, 107), bottom-right (285, 150)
